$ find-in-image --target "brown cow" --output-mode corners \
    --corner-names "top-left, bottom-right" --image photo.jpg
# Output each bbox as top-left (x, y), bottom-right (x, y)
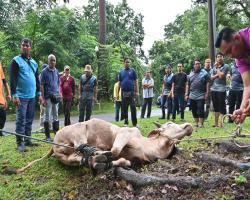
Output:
top-left (15, 118), bottom-right (193, 174)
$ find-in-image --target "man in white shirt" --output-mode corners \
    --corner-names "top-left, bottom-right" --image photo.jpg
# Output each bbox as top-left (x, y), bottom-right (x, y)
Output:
top-left (141, 71), bottom-right (154, 118)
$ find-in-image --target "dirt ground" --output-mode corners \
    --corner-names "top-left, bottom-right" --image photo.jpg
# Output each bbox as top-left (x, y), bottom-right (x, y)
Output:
top-left (62, 142), bottom-right (250, 200)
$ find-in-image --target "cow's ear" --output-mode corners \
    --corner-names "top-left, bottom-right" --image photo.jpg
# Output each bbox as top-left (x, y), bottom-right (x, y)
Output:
top-left (147, 129), bottom-right (160, 138)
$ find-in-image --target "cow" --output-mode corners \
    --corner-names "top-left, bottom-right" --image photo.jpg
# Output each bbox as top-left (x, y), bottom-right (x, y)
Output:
top-left (13, 118), bottom-right (193, 174)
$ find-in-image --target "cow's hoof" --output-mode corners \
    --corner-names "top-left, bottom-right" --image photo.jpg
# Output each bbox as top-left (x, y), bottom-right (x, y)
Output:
top-left (93, 162), bottom-right (113, 171)
top-left (94, 151), bottom-right (114, 162)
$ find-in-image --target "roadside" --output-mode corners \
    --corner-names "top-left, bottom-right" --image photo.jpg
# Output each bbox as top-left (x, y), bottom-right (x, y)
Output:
top-left (3, 108), bottom-right (162, 133)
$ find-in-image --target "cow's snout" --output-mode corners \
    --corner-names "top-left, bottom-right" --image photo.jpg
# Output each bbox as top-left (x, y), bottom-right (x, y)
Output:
top-left (182, 123), bottom-right (193, 136)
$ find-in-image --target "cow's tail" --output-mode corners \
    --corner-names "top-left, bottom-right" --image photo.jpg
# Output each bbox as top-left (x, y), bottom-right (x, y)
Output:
top-left (6, 147), bottom-right (54, 174)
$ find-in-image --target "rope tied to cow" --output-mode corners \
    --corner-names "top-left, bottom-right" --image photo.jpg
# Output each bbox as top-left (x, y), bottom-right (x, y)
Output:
top-left (165, 114), bottom-right (250, 148)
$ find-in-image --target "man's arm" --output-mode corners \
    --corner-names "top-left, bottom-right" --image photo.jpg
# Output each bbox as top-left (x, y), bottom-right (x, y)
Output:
top-left (2, 80), bottom-right (11, 100)
top-left (72, 77), bottom-right (76, 97)
top-left (135, 79), bottom-right (139, 96)
top-left (9, 60), bottom-right (19, 98)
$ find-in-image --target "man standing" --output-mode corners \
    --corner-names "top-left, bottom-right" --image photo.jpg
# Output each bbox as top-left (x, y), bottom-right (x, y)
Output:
top-left (79, 64), bottom-right (97, 122)
top-left (141, 71), bottom-right (154, 118)
top-left (40, 54), bottom-right (60, 141)
top-left (160, 64), bottom-right (173, 120)
top-left (118, 58), bottom-right (139, 127)
top-left (228, 63), bottom-right (243, 123)
top-left (171, 63), bottom-right (188, 121)
top-left (215, 26), bottom-right (250, 123)
top-left (203, 58), bottom-right (213, 120)
top-left (210, 53), bottom-right (229, 127)
top-left (60, 65), bottom-right (75, 126)
top-left (186, 59), bottom-right (209, 127)
top-left (10, 38), bottom-right (42, 151)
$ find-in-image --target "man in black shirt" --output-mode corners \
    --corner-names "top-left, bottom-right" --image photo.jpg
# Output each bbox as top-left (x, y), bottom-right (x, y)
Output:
top-left (171, 63), bottom-right (188, 121)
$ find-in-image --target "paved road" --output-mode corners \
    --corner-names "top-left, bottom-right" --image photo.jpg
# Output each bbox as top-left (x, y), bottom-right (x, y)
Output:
top-left (4, 109), bottom-right (162, 133)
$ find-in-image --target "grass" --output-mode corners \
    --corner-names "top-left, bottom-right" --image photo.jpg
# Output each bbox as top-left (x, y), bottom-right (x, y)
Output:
top-left (0, 110), bottom-right (250, 199)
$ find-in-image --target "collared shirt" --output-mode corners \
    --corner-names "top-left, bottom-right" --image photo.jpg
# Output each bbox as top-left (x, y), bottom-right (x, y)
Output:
top-left (40, 67), bottom-right (60, 99)
top-left (172, 72), bottom-right (187, 95)
top-left (60, 75), bottom-right (76, 100)
top-left (236, 26), bottom-right (250, 73)
top-left (142, 77), bottom-right (154, 98)
top-left (118, 67), bottom-right (137, 92)
top-left (211, 64), bottom-right (229, 92)
top-left (188, 69), bottom-right (209, 100)
top-left (230, 64), bottom-right (243, 91)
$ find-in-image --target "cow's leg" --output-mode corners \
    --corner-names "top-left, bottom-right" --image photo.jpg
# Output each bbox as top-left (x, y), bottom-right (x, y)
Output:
top-left (111, 130), bottom-right (137, 157)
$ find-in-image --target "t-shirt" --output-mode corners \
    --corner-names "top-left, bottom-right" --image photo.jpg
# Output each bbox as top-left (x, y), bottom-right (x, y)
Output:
top-left (0, 64), bottom-right (6, 105)
top-left (210, 64), bottom-right (229, 92)
top-left (172, 72), bottom-right (187, 94)
top-left (236, 26), bottom-right (250, 73)
top-left (230, 64), bottom-right (243, 91)
top-left (188, 69), bottom-right (209, 100)
top-left (118, 67), bottom-right (137, 92)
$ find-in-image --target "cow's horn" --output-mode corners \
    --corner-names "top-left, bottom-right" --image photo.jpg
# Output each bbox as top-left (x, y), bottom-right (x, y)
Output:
top-left (153, 122), bottom-right (161, 128)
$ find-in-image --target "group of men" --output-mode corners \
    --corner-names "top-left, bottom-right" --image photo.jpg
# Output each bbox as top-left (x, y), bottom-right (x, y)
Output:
top-left (2, 38), bottom-right (98, 152)
top-left (0, 24), bottom-right (249, 152)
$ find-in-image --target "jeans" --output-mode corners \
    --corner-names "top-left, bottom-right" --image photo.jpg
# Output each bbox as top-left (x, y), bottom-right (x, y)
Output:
top-left (115, 101), bottom-right (122, 121)
top-left (121, 92), bottom-right (137, 126)
top-left (141, 97), bottom-right (153, 118)
top-left (15, 98), bottom-right (36, 144)
top-left (79, 98), bottom-right (93, 122)
top-left (44, 98), bottom-right (59, 123)
top-left (63, 99), bottom-right (73, 126)
top-left (172, 94), bottom-right (185, 120)
top-left (161, 95), bottom-right (172, 119)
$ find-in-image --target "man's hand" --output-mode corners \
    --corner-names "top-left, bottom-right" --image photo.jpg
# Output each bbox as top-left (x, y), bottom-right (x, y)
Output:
top-left (205, 93), bottom-right (208, 101)
top-left (185, 95), bottom-right (189, 101)
top-left (12, 97), bottom-right (20, 107)
top-left (3, 101), bottom-right (8, 110)
top-left (232, 109), bottom-right (247, 124)
top-left (39, 96), bottom-right (44, 105)
top-left (7, 95), bottom-right (11, 101)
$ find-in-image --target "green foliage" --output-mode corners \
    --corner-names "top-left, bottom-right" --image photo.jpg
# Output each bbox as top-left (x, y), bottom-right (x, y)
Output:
top-left (234, 175), bottom-right (247, 185)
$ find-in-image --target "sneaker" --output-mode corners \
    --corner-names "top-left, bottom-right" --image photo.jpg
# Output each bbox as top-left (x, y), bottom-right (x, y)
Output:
top-left (25, 141), bottom-right (39, 147)
top-left (135, 124), bottom-right (140, 129)
top-left (123, 124), bottom-right (128, 127)
top-left (0, 130), bottom-right (3, 136)
top-left (198, 124), bottom-right (204, 128)
top-left (17, 142), bottom-right (26, 152)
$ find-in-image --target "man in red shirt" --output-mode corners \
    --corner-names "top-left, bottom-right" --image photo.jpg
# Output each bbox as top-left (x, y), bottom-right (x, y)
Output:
top-left (59, 65), bottom-right (75, 126)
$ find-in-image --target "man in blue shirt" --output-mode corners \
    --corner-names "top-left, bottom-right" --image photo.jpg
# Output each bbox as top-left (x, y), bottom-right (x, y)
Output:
top-left (40, 54), bottom-right (60, 141)
top-left (10, 38), bottom-right (43, 152)
top-left (118, 58), bottom-right (139, 127)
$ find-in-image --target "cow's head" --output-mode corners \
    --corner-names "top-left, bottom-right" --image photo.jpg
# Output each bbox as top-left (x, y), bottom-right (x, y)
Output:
top-left (148, 121), bottom-right (193, 141)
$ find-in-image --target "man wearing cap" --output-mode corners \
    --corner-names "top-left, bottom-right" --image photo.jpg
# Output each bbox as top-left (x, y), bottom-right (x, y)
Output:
top-left (118, 58), bottom-right (139, 127)
top-left (40, 54), bottom-right (61, 141)
top-left (79, 64), bottom-right (97, 122)
top-left (10, 38), bottom-right (43, 151)
top-left (60, 65), bottom-right (75, 126)
top-left (159, 64), bottom-right (173, 120)
top-left (141, 71), bottom-right (154, 118)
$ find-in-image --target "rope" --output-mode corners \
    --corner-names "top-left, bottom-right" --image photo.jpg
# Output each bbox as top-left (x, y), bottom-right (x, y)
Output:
top-left (2, 130), bottom-right (74, 150)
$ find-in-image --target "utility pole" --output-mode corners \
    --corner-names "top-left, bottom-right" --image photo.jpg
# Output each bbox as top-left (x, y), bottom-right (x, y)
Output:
top-left (208, 0), bottom-right (216, 64)
top-left (97, 0), bottom-right (108, 99)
